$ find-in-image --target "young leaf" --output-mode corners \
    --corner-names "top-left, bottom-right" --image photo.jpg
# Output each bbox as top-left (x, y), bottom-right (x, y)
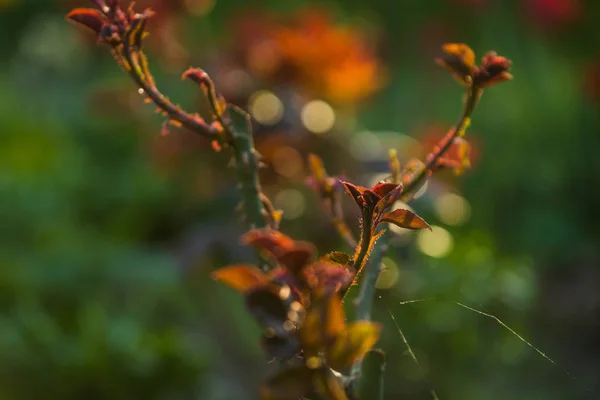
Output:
top-left (327, 321), bottom-right (382, 370)
top-left (437, 137), bottom-right (471, 175)
top-left (66, 8), bottom-right (105, 34)
top-left (302, 262), bottom-right (354, 295)
top-left (242, 229), bottom-right (296, 258)
top-left (475, 51), bottom-right (513, 88)
top-left (320, 251), bottom-right (352, 268)
top-left (436, 43), bottom-right (476, 85)
top-left (341, 181), bottom-right (366, 208)
top-left (371, 182), bottom-right (398, 198)
top-left (211, 264), bottom-right (269, 293)
top-left (379, 209), bottom-right (431, 231)
top-left (373, 183), bottom-right (403, 217)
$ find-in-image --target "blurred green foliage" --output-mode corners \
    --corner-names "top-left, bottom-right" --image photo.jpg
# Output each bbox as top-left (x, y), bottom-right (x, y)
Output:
top-left (1, 0), bottom-right (599, 399)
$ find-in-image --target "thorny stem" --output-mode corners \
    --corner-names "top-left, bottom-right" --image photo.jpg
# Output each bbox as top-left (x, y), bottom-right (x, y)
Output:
top-left (115, 47), bottom-right (220, 139)
top-left (351, 84), bottom-right (482, 396)
top-left (401, 84), bottom-right (481, 201)
top-left (356, 349), bottom-right (386, 400)
top-left (117, 43), bottom-right (268, 232)
top-left (349, 210), bottom-right (375, 288)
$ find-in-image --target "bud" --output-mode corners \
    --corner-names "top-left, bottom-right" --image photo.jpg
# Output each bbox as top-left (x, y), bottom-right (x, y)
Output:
top-left (473, 51), bottom-right (513, 88)
top-left (436, 43), bottom-right (476, 86)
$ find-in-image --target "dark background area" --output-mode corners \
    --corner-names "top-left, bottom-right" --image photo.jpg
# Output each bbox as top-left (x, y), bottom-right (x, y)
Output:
top-left (1, 0), bottom-right (599, 399)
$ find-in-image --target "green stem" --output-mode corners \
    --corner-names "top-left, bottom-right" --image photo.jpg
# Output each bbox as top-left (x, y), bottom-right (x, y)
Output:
top-left (355, 349), bottom-right (386, 400)
top-left (345, 210), bottom-right (374, 293)
top-left (226, 107), bottom-right (268, 230)
top-left (350, 84), bottom-right (482, 392)
top-left (402, 85), bottom-right (482, 200)
top-left (354, 228), bottom-right (388, 321)
top-left (118, 45), bottom-right (267, 232)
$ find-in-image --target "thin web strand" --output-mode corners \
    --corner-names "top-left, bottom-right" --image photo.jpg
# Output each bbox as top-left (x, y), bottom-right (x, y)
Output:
top-left (382, 296), bottom-right (440, 400)
top-left (395, 297), bottom-right (587, 390)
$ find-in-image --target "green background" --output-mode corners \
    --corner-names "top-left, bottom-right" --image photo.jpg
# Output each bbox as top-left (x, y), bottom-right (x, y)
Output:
top-left (1, 0), bottom-right (599, 399)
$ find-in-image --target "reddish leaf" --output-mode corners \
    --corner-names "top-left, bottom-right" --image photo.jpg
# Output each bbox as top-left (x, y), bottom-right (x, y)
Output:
top-left (379, 209), bottom-right (431, 231)
top-left (371, 182), bottom-right (398, 198)
top-left (242, 229), bottom-right (296, 258)
top-left (327, 321), bottom-right (382, 370)
top-left (211, 264), bottom-right (268, 293)
top-left (302, 262), bottom-right (354, 295)
top-left (475, 51), bottom-right (513, 88)
top-left (373, 183), bottom-right (403, 217)
top-left (341, 181), bottom-right (366, 208)
top-left (437, 137), bottom-right (471, 175)
top-left (66, 8), bottom-right (105, 34)
top-left (181, 67), bottom-right (211, 88)
top-left (276, 241), bottom-right (317, 275)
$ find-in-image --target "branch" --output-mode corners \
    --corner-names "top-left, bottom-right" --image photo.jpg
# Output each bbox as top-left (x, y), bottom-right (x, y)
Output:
top-left (350, 85), bottom-right (482, 397)
top-left (355, 349), bottom-right (386, 400)
top-left (66, 3), bottom-right (270, 232)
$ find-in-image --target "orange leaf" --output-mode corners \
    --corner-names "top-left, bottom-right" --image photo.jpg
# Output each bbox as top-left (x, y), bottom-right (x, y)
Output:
top-left (370, 182), bottom-right (398, 198)
top-left (323, 293), bottom-right (346, 340)
top-left (326, 321), bottom-right (382, 370)
top-left (373, 183), bottom-right (403, 217)
top-left (242, 229), bottom-right (296, 257)
top-left (299, 294), bottom-right (346, 354)
top-left (437, 137), bottom-right (471, 175)
top-left (66, 8), bottom-right (105, 34)
top-left (211, 264), bottom-right (268, 293)
top-left (379, 209), bottom-right (431, 231)
top-left (442, 43), bottom-right (475, 69)
top-left (303, 262), bottom-right (354, 295)
top-left (341, 181), bottom-right (367, 208)
top-left (436, 43), bottom-right (476, 85)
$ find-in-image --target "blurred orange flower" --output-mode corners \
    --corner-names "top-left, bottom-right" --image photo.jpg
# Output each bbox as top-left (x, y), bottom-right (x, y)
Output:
top-left (275, 9), bottom-right (385, 103)
top-left (229, 8), bottom-right (385, 105)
